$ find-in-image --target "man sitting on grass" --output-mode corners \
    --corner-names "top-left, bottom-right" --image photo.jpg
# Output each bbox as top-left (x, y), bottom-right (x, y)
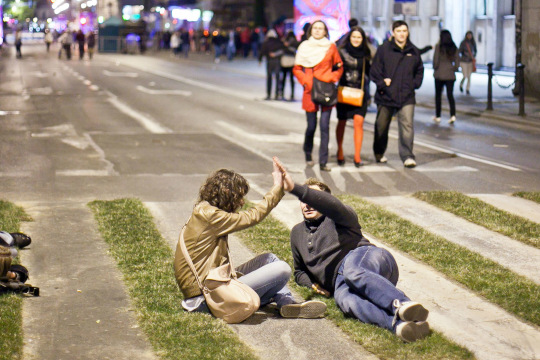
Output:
top-left (274, 157), bottom-right (430, 342)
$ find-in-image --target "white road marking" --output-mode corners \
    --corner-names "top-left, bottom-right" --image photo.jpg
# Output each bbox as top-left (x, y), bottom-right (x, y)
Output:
top-left (56, 170), bottom-right (110, 176)
top-left (89, 85), bottom-right (100, 91)
top-left (493, 144), bottom-right (509, 148)
top-left (103, 70), bottom-right (139, 78)
top-left (215, 120), bottom-right (306, 144)
top-left (412, 166), bottom-right (478, 172)
top-left (0, 171), bottom-right (32, 177)
top-left (107, 95), bottom-right (172, 134)
top-left (0, 110), bottom-right (21, 116)
top-left (83, 80), bottom-right (92, 86)
top-left (136, 85), bottom-right (191, 96)
top-left (28, 71), bottom-right (49, 78)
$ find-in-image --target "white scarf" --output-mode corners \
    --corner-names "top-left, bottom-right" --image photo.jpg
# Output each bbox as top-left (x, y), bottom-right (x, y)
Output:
top-left (295, 36), bottom-right (332, 68)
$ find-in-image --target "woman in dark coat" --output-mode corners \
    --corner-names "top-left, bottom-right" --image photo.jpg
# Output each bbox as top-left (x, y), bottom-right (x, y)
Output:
top-left (336, 26), bottom-right (371, 167)
top-left (433, 30), bottom-right (460, 124)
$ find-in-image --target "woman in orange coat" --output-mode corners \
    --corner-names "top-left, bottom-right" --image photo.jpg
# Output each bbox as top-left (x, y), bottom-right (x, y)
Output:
top-left (293, 20), bottom-right (343, 171)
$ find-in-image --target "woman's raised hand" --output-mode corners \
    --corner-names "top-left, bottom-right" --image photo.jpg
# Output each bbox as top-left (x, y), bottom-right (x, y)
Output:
top-left (273, 157), bottom-right (294, 192)
top-left (272, 158), bottom-right (284, 188)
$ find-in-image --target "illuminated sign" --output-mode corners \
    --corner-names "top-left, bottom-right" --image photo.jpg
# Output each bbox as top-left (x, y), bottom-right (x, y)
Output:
top-left (294, 0), bottom-right (350, 42)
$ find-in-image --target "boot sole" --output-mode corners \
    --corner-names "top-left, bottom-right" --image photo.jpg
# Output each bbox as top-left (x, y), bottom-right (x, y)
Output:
top-left (280, 301), bottom-right (327, 319)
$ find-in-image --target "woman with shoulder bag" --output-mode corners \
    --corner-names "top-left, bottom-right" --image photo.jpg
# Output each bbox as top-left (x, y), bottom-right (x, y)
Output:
top-left (433, 30), bottom-right (460, 124)
top-left (280, 31), bottom-right (299, 101)
top-left (174, 159), bottom-right (326, 323)
top-left (293, 20), bottom-right (343, 172)
top-left (336, 26), bottom-right (371, 167)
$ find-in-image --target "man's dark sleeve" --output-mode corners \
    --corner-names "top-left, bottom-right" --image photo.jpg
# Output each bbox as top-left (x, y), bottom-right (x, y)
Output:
top-left (290, 184), bottom-right (359, 228)
top-left (369, 46), bottom-right (386, 89)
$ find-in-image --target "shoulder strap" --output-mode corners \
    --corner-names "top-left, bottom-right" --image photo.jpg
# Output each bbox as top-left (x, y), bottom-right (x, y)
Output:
top-left (178, 227), bottom-right (237, 294)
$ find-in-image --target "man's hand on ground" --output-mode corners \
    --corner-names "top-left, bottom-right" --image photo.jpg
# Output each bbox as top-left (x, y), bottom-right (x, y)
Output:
top-left (312, 283), bottom-right (331, 297)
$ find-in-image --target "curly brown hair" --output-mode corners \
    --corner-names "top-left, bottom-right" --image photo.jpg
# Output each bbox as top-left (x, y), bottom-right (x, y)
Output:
top-left (197, 169), bottom-right (250, 213)
top-left (0, 246), bottom-right (12, 277)
top-left (304, 178), bottom-right (331, 194)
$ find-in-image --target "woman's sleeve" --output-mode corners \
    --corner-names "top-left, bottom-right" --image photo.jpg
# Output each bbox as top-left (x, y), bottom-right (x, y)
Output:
top-left (433, 46), bottom-right (439, 69)
top-left (329, 45), bottom-right (344, 83)
top-left (210, 185), bottom-right (284, 237)
top-left (293, 65), bottom-right (306, 86)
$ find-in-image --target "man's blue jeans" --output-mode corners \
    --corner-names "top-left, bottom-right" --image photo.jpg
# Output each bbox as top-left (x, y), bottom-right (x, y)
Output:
top-left (373, 104), bottom-right (415, 162)
top-left (334, 246), bottom-right (409, 332)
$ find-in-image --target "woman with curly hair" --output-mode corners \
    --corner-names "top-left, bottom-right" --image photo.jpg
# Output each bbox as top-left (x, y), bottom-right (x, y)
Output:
top-left (174, 159), bottom-right (326, 319)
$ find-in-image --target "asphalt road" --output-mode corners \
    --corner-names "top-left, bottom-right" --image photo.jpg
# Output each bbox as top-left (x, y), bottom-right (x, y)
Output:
top-left (2, 42), bottom-right (539, 203)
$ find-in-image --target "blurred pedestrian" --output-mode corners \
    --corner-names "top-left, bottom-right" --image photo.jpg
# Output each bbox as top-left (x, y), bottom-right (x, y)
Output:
top-left (293, 20), bottom-right (343, 171)
top-left (240, 27), bottom-right (251, 57)
top-left (86, 31), bottom-right (96, 60)
top-left (58, 30), bottom-right (72, 60)
top-left (458, 31), bottom-right (477, 95)
top-left (433, 30), bottom-right (460, 124)
top-left (44, 29), bottom-right (53, 52)
top-left (14, 29), bottom-right (22, 59)
top-left (259, 29), bottom-right (284, 100)
top-left (250, 28), bottom-right (261, 58)
top-left (180, 29), bottom-right (190, 58)
top-left (170, 31), bottom-right (180, 56)
top-left (336, 26), bottom-right (372, 167)
top-left (370, 21), bottom-right (423, 168)
top-left (280, 31), bottom-right (298, 101)
top-left (337, 18), bottom-right (358, 46)
top-left (75, 29), bottom-right (85, 60)
top-left (300, 22), bottom-right (310, 43)
top-left (212, 30), bottom-right (226, 63)
top-left (226, 29), bottom-right (236, 61)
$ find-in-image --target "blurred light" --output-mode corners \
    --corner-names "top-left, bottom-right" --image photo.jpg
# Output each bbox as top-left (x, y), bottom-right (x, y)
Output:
top-left (52, 0), bottom-right (65, 10)
top-left (47, 18), bottom-right (52, 23)
top-left (33, 17), bottom-right (37, 22)
top-left (171, 8), bottom-right (201, 21)
top-left (160, 8), bottom-right (165, 15)
top-left (80, 17), bottom-right (87, 24)
top-left (54, 3), bottom-right (69, 14)
top-left (202, 11), bottom-right (213, 22)
top-left (98, 16), bottom-right (104, 23)
top-left (212, 30), bottom-right (218, 36)
top-left (81, 3), bottom-right (86, 8)
top-left (164, 22), bottom-right (170, 29)
top-left (122, 14), bottom-right (130, 21)
top-left (12, 6), bottom-right (17, 11)
top-left (132, 14), bottom-right (140, 20)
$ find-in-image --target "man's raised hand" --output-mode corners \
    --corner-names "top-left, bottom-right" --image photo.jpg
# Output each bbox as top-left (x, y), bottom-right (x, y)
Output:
top-left (273, 156), bottom-right (294, 192)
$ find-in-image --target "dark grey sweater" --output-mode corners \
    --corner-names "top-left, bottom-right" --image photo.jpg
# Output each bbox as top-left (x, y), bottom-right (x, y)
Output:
top-left (290, 185), bottom-right (372, 293)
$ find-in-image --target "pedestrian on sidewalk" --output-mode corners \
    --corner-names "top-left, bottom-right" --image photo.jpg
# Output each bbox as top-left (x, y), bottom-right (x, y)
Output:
top-left (433, 30), bottom-right (460, 124)
top-left (14, 29), bottom-right (22, 59)
top-left (180, 29), bottom-right (190, 58)
top-left (44, 29), bottom-right (53, 53)
top-left (259, 29), bottom-right (284, 100)
top-left (170, 31), bottom-right (181, 56)
top-left (274, 157), bottom-right (431, 343)
top-left (370, 20), bottom-right (424, 168)
top-left (58, 30), bottom-right (72, 60)
top-left (75, 29), bottom-right (85, 60)
top-left (458, 31), bottom-right (477, 95)
top-left (173, 161), bottom-right (327, 320)
top-left (336, 26), bottom-right (372, 167)
top-left (86, 31), bottom-right (96, 60)
top-left (226, 29), bottom-right (236, 61)
top-left (212, 30), bottom-right (226, 63)
top-left (293, 20), bottom-right (343, 172)
top-left (279, 31), bottom-right (298, 101)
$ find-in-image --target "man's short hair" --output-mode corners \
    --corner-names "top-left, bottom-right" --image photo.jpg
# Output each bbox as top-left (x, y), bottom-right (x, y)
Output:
top-left (392, 20), bottom-right (409, 31)
top-left (348, 18), bottom-right (359, 28)
top-left (304, 178), bottom-right (331, 194)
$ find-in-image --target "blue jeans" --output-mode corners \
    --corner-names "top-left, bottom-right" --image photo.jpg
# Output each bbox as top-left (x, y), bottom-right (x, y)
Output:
top-left (373, 104), bottom-right (415, 162)
top-left (304, 110), bottom-right (331, 165)
top-left (334, 246), bottom-right (409, 332)
top-left (192, 253), bottom-right (295, 313)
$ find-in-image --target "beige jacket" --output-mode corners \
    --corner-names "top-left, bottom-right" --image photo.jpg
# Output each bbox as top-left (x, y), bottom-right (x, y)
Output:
top-left (174, 184), bottom-right (284, 299)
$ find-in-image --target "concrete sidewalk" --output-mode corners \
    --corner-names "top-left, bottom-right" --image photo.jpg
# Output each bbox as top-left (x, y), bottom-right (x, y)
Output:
top-left (148, 49), bottom-right (540, 124)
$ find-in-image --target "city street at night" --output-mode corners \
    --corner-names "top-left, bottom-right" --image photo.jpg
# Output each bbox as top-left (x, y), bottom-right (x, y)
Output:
top-left (1, 42), bottom-right (540, 359)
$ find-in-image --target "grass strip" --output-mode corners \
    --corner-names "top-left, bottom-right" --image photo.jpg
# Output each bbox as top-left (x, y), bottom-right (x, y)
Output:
top-left (88, 198), bottom-right (258, 360)
top-left (0, 200), bottom-right (32, 360)
top-left (237, 205), bottom-right (473, 360)
top-left (513, 191), bottom-right (540, 204)
top-left (414, 191), bottom-right (539, 249)
top-left (341, 194), bottom-right (540, 326)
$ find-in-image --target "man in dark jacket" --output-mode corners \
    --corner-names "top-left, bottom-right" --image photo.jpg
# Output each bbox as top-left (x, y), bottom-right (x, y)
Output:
top-left (258, 29), bottom-right (284, 100)
top-left (370, 21), bottom-right (424, 168)
top-left (274, 157), bottom-right (430, 342)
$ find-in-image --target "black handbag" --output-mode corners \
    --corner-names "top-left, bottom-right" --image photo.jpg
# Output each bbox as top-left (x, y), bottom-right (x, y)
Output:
top-left (311, 77), bottom-right (338, 106)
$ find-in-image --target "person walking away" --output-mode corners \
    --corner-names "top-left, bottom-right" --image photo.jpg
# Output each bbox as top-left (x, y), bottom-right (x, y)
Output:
top-left (180, 29), bottom-right (190, 58)
top-left (226, 29), bottom-right (236, 61)
top-left (294, 20), bottom-right (343, 172)
top-left (76, 29), bottom-right (85, 60)
top-left (280, 31), bottom-right (299, 101)
top-left (44, 29), bottom-right (53, 52)
top-left (370, 20), bottom-right (423, 168)
top-left (60, 30), bottom-right (73, 60)
top-left (212, 30), bottom-right (226, 63)
top-left (250, 28), bottom-right (260, 59)
top-left (458, 31), bottom-right (477, 95)
top-left (433, 30), bottom-right (460, 124)
top-left (336, 26), bottom-right (372, 167)
top-left (174, 160), bottom-right (327, 320)
top-left (259, 29), bottom-right (284, 100)
top-left (86, 31), bottom-right (96, 60)
top-left (240, 27), bottom-right (251, 58)
top-left (170, 31), bottom-right (180, 56)
top-left (14, 29), bottom-right (22, 59)
top-left (273, 157), bottom-right (431, 343)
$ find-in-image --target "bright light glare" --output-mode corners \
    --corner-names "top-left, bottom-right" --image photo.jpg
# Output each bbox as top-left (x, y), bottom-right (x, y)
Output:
top-left (54, 3), bottom-right (69, 14)
top-left (98, 16), bottom-right (104, 23)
